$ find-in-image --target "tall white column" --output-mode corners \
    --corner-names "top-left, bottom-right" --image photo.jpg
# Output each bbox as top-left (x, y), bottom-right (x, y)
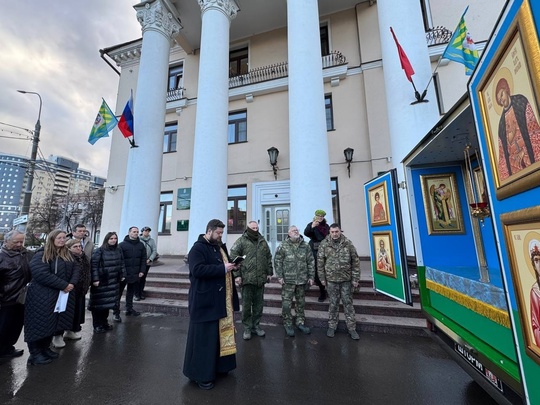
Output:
top-left (187, 0), bottom-right (239, 249)
top-left (287, 0), bottom-right (333, 228)
top-left (119, 0), bottom-right (180, 236)
top-left (377, 0), bottom-right (439, 253)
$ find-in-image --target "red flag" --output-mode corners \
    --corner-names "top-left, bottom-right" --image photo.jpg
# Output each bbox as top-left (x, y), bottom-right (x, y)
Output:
top-left (390, 27), bottom-right (415, 82)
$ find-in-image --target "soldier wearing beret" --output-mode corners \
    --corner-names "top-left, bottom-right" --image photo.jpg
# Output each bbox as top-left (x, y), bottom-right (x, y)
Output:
top-left (304, 209), bottom-right (330, 302)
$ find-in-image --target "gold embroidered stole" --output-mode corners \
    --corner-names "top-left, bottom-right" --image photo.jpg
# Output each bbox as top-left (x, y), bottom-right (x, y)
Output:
top-left (219, 247), bottom-right (236, 357)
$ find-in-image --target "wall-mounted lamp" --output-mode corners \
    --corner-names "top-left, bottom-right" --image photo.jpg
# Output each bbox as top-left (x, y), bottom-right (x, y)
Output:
top-left (267, 147), bottom-right (279, 180)
top-left (344, 147), bottom-right (354, 177)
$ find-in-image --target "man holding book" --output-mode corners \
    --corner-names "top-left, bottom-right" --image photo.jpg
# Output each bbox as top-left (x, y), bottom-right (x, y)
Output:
top-left (230, 221), bottom-right (273, 340)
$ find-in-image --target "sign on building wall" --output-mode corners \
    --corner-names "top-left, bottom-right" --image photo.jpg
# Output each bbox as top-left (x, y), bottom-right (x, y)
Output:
top-left (177, 220), bottom-right (189, 231)
top-left (177, 188), bottom-right (191, 210)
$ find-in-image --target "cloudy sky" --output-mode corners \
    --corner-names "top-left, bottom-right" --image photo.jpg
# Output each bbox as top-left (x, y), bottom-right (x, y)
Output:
top-left (0, 1), bottom-right (142, 178)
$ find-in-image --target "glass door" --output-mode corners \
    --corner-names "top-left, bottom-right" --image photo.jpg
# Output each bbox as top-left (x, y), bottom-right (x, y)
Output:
top-left (263, 205), bottom-right (290, 255)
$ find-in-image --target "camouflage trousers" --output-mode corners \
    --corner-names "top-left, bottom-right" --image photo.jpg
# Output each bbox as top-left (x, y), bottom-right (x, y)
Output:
top-left (281, 283), bottom-right (307, 327)
top-left (327, 281), bottom-right (356, 331)
top-left (241, 284), bottom-right (265, 331)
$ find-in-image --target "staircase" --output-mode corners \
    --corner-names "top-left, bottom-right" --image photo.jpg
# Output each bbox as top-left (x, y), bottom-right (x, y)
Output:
top-left (127, 256), bottom-right (428, 336)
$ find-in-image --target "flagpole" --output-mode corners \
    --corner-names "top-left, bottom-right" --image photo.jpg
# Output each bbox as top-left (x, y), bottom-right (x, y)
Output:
top-left (421, 6), bottom-right (472, 98)
top-left (422, 54), bottom-right (444, 97)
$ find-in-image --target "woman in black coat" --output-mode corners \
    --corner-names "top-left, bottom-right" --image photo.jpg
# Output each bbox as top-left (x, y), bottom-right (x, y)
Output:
top-left (64, 238), bottom-right (91, 339)
top-left (88, 232), bottom-right (125, 333)
top-left (24, 229), bottom-right (79, 365)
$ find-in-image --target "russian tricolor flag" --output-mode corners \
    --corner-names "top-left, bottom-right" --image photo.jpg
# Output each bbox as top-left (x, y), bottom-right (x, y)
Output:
top-left (118, 91), bottom-right (134, 138)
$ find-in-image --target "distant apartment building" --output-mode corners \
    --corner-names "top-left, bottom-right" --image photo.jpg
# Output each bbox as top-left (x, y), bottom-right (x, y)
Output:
top-left (0, 152), bottom-right (105, 233)
top-left (0, 154), bottom-right (27, 232)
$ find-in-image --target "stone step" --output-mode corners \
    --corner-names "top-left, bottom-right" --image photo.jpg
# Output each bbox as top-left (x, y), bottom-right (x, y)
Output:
top-left (139, 285), bottom-right (423, 319)
top-left (148, 269), bottom-right (378, 287)
top-left (145, 275), bottom-right (420, 303)
top-left (129, 258), bottom-right (427, 335)
top-left (125, 297), bottom-right (427, 336)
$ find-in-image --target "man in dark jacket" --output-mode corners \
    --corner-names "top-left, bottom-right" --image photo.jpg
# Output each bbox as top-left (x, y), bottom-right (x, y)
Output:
top-left (0, 230), bottom-right (31, 358)
top-left (115, 227), bottom-right (146, 318)
top-left (183, 219), bottom-right (239, 390)
top-left (72, 224), bottom-right (94, 261)
top-left (230, 221), bottom-right (273, 340)
top-left (304, 209), bottom-right (330, 302)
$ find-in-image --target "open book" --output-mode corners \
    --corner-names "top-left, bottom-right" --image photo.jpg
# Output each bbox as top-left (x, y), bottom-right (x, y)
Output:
top-left (231, 255), bottom-right (246, 265)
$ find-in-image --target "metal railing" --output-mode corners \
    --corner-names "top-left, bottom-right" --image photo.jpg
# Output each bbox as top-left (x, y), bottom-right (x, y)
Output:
top-left (426, 26), bottom-right (452, 46)
top-left (166, 87), bottom-right (184, 102)
top-left (229, 50), bottom-right (347, 88)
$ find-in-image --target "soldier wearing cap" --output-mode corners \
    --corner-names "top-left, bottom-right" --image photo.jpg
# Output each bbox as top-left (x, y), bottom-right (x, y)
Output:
top-left (304, 209), bottom-right (330, 302)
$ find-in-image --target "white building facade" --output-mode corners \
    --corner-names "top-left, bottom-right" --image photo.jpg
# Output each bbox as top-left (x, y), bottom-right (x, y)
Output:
top-left (100, 0), bottom-right (504, 256)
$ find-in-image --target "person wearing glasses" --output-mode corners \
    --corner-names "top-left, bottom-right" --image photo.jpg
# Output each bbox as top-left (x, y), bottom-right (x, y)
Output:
top-left (71, 224), bottom-right (94, 261)
top-left (61, 239), bottom-right (91, 341)
top-left (274, 225), bottom-right (314, 337)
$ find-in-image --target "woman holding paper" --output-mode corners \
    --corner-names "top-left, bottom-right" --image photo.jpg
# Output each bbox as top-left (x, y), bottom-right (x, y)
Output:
top-left (24, 230), bottom-right (79, 365)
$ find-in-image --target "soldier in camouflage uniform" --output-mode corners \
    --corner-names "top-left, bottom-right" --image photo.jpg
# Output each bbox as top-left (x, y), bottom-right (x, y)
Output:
top-left (317, 223), bottom-right (360, 340)
top-left (274, 226), bottom-right (315, 337)
top-left (230, 221), bottom-right (273, 340)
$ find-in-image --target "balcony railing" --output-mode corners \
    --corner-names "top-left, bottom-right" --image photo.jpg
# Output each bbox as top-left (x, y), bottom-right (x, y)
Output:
top-left (426, 26), bottom-right (452, 46)
top-left (166, 87), bottom-right (184, 102)
top-left (229, 50), bottom-right (347, 89)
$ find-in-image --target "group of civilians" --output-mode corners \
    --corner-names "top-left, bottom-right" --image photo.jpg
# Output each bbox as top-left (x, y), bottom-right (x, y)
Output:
top-left (0, 224), bottom-right (157, 365)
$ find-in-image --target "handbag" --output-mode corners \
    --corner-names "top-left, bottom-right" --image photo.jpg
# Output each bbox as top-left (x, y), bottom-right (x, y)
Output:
top-left (16, 283), bottom-right (30, 305)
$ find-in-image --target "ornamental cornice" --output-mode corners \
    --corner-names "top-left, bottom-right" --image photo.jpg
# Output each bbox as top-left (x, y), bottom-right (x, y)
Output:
top-left (136, 0), bottom-right (181, 41)
top-left (108, 42), bottom-right (143, 67)
top-left (198, 0), bottom-right (239, 20)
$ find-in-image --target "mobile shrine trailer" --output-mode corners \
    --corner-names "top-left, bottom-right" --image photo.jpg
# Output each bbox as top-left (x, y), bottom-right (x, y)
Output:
top-left (364, 1), bottom-right (540, 403)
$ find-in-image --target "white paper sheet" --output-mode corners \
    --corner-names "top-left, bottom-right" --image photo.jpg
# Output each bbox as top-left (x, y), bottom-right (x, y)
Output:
top-left (54, 291), bottom-right (69, 313)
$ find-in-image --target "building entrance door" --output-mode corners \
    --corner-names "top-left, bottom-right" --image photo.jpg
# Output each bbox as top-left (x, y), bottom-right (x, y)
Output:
top-left (263, 205), bottom-right (290, 255)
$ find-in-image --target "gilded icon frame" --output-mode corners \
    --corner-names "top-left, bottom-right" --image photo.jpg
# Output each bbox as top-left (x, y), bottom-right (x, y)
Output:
top-left (372, 231), bottom-right (396, 278)
top-left (477, 0), bottom-right (540, 199)
top-left (502, 206), bottom-right (540, 365)
top-left (420, 173), bottom-right (464, 235)
top-left (368, 181), bottom-right (390, 226)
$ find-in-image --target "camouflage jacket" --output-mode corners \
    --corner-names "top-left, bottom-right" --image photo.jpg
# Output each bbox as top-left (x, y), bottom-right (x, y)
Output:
top-left (230, 230), bottom-right (273, 287)
top-left (317, 235), bottom-right (360, 283)
top-left (274, 236), bottom-right (315, 285)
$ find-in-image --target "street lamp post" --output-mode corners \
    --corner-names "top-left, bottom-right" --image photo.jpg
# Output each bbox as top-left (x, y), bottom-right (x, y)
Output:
top-left (17, 90), bottom-right (42, 222)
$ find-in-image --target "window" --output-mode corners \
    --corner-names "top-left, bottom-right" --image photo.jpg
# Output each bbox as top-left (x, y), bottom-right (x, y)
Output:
top-left (419, 0), bottom-right (433, 31)
top-left (228, 111), bottom-right (247, 144)
top-left (325, 95), bottom-right (334, 131)
top-left (163, 123), bottom-right (177, 153)
top-left (229, 48), bottom-right (248, 77)
top-left (227, 185), bottom-right (247, 234)
top-left (158, 192), bottom-right (173, 234)
top-left (320, 24), bottom-right (330, 56)
top-left (331, 178), bottom-right (341, 226)
top-left (168, 64), bottom-right (184, 90)
top-left (433, 73), bottom-right (445, 115)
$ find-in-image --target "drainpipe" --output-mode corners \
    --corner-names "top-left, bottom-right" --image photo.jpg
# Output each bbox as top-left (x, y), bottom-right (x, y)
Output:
top-left (99, 49), bottom-right (121, 76)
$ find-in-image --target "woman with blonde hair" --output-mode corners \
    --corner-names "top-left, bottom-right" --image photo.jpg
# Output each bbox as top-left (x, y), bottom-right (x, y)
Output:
top-left (24, 230), bottom-right (79, 365)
